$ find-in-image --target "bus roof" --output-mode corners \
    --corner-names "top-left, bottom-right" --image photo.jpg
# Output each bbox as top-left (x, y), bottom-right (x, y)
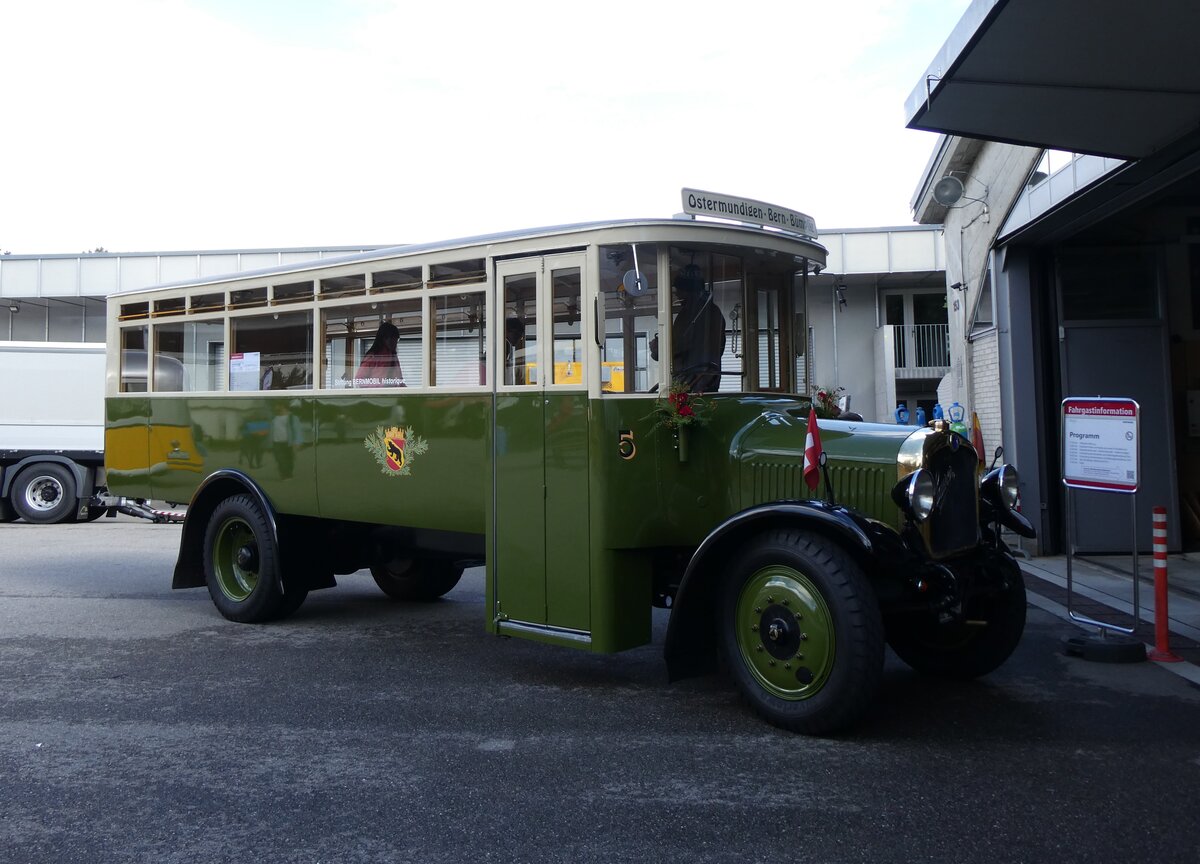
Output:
top-left (110, 217), bottom-right (828, 298)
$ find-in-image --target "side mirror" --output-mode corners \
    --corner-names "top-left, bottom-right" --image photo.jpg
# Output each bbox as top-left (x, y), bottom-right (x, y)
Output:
top-left (991, 445), bottom-right (1003, 469)
top-left (622, 269), bottom-right (649, 296)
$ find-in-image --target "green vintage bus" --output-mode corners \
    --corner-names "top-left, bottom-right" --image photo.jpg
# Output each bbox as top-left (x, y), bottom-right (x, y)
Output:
top-left (105, 200), bottom-right (1034, 734)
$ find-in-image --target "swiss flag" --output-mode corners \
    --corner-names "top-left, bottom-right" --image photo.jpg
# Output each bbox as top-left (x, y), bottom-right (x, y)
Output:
top-left (803, 408), bottom-right (822, 491)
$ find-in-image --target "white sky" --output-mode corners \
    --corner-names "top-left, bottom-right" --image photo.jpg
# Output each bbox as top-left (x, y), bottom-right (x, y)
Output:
top-left (0, 0), bottom-right (971, 255)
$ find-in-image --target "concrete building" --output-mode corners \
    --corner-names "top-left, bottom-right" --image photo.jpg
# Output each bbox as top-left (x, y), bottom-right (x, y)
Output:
top-left (906, 0), bottom-right (1200, 555)
top-left (0, 247), bottom-right (386, 343)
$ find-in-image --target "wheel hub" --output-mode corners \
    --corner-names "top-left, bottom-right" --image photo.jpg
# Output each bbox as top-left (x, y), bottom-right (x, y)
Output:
top-left (236, 544), bottom-right (259, 571)
top-left (735, 566), bottom-right (835, 701)
top-left (762, 606), bottom-right (800, 660)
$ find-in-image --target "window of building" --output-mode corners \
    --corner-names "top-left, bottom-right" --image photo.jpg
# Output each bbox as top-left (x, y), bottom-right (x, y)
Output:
top-left (1059, 248), bottom-right (1159, 321)
top-left (1028, 149), bottom-right (1076, 187)
top-left (970, 266), bottom-right (995, 335)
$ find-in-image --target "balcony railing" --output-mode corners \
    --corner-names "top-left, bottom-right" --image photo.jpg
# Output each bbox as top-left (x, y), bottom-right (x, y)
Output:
top-left (892, 323), bottom-right (950, 371)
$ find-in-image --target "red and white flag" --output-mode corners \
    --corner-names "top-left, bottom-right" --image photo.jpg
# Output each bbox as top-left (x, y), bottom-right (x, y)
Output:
top-left (803, 407), bottom-right (822, 491)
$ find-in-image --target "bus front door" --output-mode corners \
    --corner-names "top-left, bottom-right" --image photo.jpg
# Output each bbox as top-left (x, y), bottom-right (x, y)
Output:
top-left (492, 254), bottom-right (591, 644)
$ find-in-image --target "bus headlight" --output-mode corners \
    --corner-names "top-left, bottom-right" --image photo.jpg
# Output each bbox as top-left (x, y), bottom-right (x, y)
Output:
top-left (892, 469), bottom-right (935, 523)
top-left (981, 464), bottom-right (1020, 510)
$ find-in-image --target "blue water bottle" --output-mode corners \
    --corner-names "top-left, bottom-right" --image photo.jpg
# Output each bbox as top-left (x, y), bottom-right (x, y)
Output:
top-left (948, 401), bottom-right (967, 437)
top-left (894, 402), bottom-right (910, 424)
top-left (933, 403), bottom-right (944, 421)
top-left (915, 406), bottom-right (926, 426)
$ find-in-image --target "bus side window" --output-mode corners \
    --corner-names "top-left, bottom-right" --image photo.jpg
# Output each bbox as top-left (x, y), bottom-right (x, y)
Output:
top-left (322, 298), bottom-right (422, 389)
top-left (155, 320), bottom-right (225, 391)
top-left (502, 272), bottom-right (537, 386)
top-left (229, 311), bottom-right (313, 391)
top-left (598, 243), bottom-right (658, 393)
top-left (431, 291), bottom-right (487, 387)
top-left (551, 266), bottom-right (582, 386)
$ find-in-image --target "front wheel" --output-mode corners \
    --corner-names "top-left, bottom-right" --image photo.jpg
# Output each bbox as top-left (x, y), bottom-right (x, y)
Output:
top-left (370, 558), bottom-right (463, 601)
top-left (203, 494), bottom-right (305, 622)
top-left (11, 463), bottom-right (78, 524)
top-left (718, 529), bottom-right (884, 735)
top-left (886, 566), bottom-right (1026, 679)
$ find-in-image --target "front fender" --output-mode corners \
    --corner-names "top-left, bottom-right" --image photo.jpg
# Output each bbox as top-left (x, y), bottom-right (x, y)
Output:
top-left (663, 501), bottom-right (875, 682)
top-left (172, 470), bottom-right (279, 590)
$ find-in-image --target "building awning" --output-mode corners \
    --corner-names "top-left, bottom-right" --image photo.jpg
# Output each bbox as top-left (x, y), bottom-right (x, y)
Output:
top-left (905, 0), bottom-right (1200, 160)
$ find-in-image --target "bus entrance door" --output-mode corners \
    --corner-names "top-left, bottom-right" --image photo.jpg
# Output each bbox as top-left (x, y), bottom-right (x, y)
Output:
top-left (492, 255), bottom-right (591, 644)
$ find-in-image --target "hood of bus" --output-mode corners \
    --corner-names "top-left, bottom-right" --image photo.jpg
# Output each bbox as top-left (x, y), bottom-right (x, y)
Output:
top-left (724, 396), bottom-right (917, 527)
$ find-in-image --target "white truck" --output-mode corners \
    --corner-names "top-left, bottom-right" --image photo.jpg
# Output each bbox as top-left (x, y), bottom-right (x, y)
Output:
top-left (0, 341), bottom-right (180, 524)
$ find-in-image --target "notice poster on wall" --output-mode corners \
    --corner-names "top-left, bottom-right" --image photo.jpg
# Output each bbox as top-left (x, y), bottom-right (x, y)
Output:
top-left (1061, 397), bottom-right (1139, 493)
top-left (229, 351), bottom-right (261, 392)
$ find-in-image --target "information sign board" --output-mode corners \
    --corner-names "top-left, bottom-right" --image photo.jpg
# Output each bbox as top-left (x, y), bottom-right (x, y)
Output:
top-left (1061, 397), bottom-right (1139, 492)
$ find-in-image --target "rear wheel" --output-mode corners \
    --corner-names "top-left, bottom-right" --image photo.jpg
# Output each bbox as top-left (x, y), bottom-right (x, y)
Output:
top-left (887, 566), bottom-right (1026, 679)
top-left (370, 558), bottom-right (463, 601)
top-left (719, 529), bottom-right (883, 735)
top-left (203, 494), bottom-right (305, 621)
top-left (11, 463), bottom-right (77, 524)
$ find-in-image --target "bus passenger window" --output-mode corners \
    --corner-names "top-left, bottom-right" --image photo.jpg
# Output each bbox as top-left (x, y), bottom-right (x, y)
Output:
top-left (551, 267), bottom-right (582, 386)
top-left (322, 298), bottom-right (422, 389)
top-left (502, 272), bottom-right (537, 386)
top-left (155, 320), bottom-right (225, 392)
top-left (229, 311), bottom-right (313, 391)
top-left (598, 243), bottom-right (658, 393)
top-left (431, 292), bottom-right (487, 387)
top-left (665, 250), bottom-right (743, 393)
top-left (119, 326), bottom-right (148, 393)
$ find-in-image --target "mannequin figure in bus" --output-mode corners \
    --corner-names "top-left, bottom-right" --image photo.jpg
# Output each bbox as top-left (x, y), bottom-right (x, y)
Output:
top-left (354, 321), bottom-right (405, 388)
top-left (652, 265), bottom-right (725, 391)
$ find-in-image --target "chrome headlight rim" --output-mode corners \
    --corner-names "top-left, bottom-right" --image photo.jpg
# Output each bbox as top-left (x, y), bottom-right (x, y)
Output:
top-left (892, 468), bottom-right (935, 524)
top-left (982, 464), bottom-right (1020, 510)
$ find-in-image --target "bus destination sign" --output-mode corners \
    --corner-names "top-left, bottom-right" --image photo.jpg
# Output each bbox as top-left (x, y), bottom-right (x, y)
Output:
top-left (681, 189), bottom-right (817, 239)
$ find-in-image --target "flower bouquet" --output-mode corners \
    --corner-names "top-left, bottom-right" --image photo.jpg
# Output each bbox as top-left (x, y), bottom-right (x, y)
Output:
top-left (811, 385), bottom-right (845, 419)
top-left (646, 382), bottom-right (714, 462)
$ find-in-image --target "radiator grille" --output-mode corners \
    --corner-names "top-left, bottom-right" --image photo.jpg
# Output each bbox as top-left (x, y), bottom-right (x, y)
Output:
top-left (924, 443), bottom-right (980, 555)
top-left (744, 461), bottom-right (893, 524)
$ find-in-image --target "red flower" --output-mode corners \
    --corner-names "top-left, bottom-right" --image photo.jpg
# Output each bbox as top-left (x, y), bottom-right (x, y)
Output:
top-left (680, 405), bottom-right (694, 417)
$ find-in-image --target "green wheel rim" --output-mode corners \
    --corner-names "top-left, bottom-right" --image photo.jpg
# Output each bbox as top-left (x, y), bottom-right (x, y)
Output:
top-left (211, 516), bottom-right (259, 602)
top-left (735, 565), bottom-right (835, 700)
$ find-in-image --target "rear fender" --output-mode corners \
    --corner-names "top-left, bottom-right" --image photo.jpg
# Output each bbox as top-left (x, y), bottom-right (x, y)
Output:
top-left (664, 501), bottom-right (875, 681)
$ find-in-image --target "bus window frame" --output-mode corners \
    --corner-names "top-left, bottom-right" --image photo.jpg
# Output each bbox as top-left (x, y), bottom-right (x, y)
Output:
top-left (426, 280), bottom-right (490, 392)
top-left (318, 291), bottom-right (430, 392)
top-left (495, 251), bottom-right (591, 395)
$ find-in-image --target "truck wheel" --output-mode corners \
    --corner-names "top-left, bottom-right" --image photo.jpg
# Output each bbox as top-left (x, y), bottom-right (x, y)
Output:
top-left (886, 573), bottom-right (1026, 680)
top-left (203, 494), bottom-right (297, 622)
top-left (11, 463), bottom-right (78, 524)
top-left (370, 559), bottom-right (463, 601)
top-left (719, 529), bottom-right (884, 735)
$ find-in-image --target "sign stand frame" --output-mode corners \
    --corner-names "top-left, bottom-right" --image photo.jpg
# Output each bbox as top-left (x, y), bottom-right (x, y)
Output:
top-left (1060, 397), bottom-right (1146, 662)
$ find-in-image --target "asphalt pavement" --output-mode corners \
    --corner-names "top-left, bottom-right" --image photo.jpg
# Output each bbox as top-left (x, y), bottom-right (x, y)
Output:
top-left (1, 517), bottom-right (1198, 863)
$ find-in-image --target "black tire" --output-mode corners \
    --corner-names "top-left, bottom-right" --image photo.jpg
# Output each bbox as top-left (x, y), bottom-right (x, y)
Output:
top-left (718, 529), bottom-right (884, 735)
top-left (202, 494), bottom-right (299, 622)
top-left (886, 568), bottom-right (1026, 679)
top-left (370, 559), bottom-right (463, 602)
top-left (11, 463), bottom-right (78, 524)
